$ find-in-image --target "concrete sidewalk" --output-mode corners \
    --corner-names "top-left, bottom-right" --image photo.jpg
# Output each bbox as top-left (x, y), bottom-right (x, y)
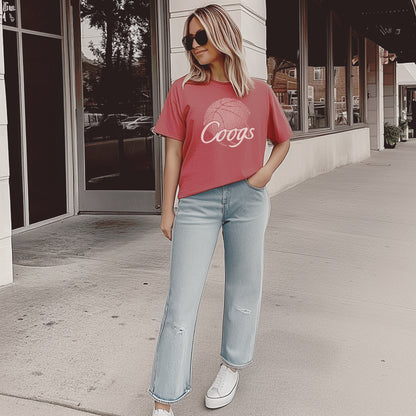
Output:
top-left (1, 140), bottom-right (416, 416)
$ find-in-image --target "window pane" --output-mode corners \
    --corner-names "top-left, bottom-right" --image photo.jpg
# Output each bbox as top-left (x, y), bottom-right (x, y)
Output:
top-left (266, 0), bottom-right (300, 130)
top-left (22, 34), bottom-right (67, 224)
top-left (408, 89), bottom-right (416, 130)
top-left (81, 0), bottom-right (155, 190)
top-left (308, 0), bottom-right (328, 129)
top-left (3, 30), bottom-right (24, 229)
top-left (2, 0), bottom-right (17, 27)
top-left (20, 0), bottom-right (61, 35)
top-left (333, 13), bottom-right (348, 126)
top-left (352, 35), bottom-right (361, 123)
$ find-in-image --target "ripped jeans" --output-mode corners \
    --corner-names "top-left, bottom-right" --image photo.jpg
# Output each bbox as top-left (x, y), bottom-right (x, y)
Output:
top-left (148, 179), bottom-right (270, 404)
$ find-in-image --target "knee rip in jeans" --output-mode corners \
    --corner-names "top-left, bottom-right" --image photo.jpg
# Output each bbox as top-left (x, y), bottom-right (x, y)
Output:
top-left (170, 322), bottom-right (185, 335)
top-left (235, 305), bottom-right (252, 314)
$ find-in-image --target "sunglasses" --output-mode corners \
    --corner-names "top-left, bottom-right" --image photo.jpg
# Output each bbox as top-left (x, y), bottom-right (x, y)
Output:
top-left (182, 30), bottom-right (208, 51)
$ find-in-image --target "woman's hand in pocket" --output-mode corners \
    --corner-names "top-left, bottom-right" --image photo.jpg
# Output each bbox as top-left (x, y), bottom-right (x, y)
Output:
top-left (247, 166), bottom-right (272, 189)
top-left (161, 209), bottom-right (175, 240)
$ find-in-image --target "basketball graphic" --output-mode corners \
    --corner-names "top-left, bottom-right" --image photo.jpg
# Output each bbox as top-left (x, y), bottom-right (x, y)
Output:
top-left (202, 98), bottom-right (254, 148)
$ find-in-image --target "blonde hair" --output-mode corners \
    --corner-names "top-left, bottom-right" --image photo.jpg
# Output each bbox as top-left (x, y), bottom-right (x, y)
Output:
top-left (182, 4), bottom-right (254, 97)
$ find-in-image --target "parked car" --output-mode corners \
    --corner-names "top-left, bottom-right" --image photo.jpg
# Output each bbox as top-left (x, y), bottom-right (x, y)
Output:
top-left (84, 113), bottom-right (127, 141)
top-left (121, 115), bottom-right (153, 135)
top-left (84, 112), bottom-right (103, 128)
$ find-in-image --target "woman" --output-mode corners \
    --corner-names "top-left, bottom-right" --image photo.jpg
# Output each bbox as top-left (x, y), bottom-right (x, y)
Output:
top-left (148, 4), bottom-right (291, 416)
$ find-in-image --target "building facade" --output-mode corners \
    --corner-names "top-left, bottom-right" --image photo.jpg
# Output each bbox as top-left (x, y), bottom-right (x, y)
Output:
top-left (1, 0), bottom-right (415, 286)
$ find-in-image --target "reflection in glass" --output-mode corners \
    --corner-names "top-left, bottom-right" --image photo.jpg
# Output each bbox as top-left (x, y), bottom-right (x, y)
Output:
top-left (3, 30), bottom-right (24, 229)
top-left (352, 35), bottom-right (361, 123)
top-left (2, 0), bottom-right (17, 27)
top-left (266, 0), bottom-right (300, 130)
top-left (23, 34), bottom-right (67, 224)
top-left (20, 0), bottom-right (61, 35)
top-left (307, 0), bottom-right (328, 129)
top-left (81, 0), bottom-right (154, 190)
top-left (407, 89), bottom-right (416, 132)
top-left (333, 13), bottom-right (348, 126)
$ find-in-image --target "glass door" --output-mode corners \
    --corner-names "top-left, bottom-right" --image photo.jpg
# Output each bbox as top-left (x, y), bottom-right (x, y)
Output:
top-left (73, 0), bottom-right (162, 213)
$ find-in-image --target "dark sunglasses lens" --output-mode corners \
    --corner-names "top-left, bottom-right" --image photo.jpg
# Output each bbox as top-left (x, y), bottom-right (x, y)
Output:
top-left (182, 30), bottom-right (208, 51)
top-left (195, 30), bottom-right (208, 46)
top-left (182, 36), bottom-right (192, 51)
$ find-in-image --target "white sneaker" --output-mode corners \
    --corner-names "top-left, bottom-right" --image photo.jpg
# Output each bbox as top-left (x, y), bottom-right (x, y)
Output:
top-left (205, 364), bottom-right (239, 409)
top-left (152, 408), bottom-right (174, 416)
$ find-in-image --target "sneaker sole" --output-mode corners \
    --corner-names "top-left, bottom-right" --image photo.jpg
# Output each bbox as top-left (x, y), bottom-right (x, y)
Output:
top-left (204, 373), bottom-right (239, 409)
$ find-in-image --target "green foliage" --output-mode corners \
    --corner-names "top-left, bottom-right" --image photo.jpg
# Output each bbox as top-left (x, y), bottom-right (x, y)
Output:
top-left (384, 122), bottom-right (401, 148)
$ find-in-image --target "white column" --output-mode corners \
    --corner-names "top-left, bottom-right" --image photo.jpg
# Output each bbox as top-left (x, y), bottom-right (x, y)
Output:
top-left (394, 62), bottom-right (399, 129)
top-left (169, 0), bottom-right (267, 82)
top-left (0, 5), bottom-right (14, 286)
top-left (366, 39), bottom-right (384, 150)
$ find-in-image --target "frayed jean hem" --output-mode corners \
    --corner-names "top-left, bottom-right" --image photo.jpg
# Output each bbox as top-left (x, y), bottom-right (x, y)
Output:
top-left (221, 356), bottom-right (254, 370)
top-left (148, 387), bottom-right (192, 405)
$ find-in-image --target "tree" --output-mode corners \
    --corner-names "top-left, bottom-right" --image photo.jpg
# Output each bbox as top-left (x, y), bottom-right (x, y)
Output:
top-left (80, 0), bottom-right (152, 116)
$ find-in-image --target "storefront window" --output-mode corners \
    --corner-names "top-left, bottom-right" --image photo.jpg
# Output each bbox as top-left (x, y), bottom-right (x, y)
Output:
top-left (351, 34), bottom-right (361, 123)
top-left (23, 34), bottom-right (67, 224)
top-left (3, 0), bottom-right (66, 227)
top-left (266, 0), bottom-right (300, 131)
top-left (307, 0), bottom-right (328, 129)
top-left (20, 0), bottom-right (61, 35)
top-left (408, 89), bottom-right (416, 130)
top-left (81, 0), bottom-right (155, 190)
top-left (3, 30), bottom-right (24, 228)
top-left (333, 13), bottom-right (348, 126)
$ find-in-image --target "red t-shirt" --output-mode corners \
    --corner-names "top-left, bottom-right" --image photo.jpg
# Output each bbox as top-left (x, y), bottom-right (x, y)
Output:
top-left (153, 76), bottom-right (292, 198)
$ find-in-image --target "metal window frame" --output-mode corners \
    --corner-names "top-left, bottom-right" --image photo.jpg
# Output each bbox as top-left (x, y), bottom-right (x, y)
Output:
top-left (290, 3), bottom-right (368, 141)
top-left (73, 0), bottom-right (168, 214)
top-left (325, 7), bottom-right (333, 130)
top-left (346, 24), bottom-right (353, 126)
top-left (5, 0), bottom-right (73, 234)
top-left (327, 9), bottom-right (335, 129)
top-left (270, 0), bottom-right (365, 136)
top-left (360, 36), bottom-right (367, 124)
top-left (350, 28), bottom-right (364, 125)
top-left (302, 0), bottom-right (333, 133)
top-left (332, 9), bottom-right (352, 130)
top-left (152, 0), bottom-right (171, 211)
top-left (299, 0), bottom-right (308, 133)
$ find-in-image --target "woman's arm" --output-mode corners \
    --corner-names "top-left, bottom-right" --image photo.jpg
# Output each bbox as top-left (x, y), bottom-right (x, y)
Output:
top-left (247, 140), bottom-right (290, 188)
top-left (160, 138), bottom-right (183, 240)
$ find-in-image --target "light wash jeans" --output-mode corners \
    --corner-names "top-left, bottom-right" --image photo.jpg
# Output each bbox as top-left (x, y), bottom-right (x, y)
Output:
top-left (148, 179), bottom-right (270, 404)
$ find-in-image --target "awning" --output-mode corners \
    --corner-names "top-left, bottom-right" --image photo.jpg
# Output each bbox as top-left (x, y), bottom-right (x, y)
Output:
top-left (397, 63), bottom-right (416, 85)
top-left (330, 0), bottom-right (416, 63)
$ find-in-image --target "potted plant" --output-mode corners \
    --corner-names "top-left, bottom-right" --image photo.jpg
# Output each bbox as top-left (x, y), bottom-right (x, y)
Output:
top-left (384, 122), bottom-right (401, 149)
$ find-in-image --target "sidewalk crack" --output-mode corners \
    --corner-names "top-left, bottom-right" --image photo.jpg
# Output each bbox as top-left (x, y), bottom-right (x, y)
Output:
top-left (0, 391), bottom-right (121, 416)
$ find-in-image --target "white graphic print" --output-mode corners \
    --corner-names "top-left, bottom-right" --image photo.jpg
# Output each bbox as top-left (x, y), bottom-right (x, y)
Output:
top-left (202, 98), bottom-right (255, 148)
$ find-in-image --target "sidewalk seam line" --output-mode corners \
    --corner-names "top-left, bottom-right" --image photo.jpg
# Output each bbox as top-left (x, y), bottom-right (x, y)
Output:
top-left (0, 392), bottom-right (121, 416)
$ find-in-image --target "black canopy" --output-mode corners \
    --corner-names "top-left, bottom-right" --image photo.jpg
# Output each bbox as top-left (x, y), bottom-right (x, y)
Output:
top-left (330, 0), bottom-right (416, 63)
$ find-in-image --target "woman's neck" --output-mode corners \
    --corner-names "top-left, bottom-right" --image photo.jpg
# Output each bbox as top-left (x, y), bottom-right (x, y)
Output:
top-left (210, 57), bottom-right (228, 82)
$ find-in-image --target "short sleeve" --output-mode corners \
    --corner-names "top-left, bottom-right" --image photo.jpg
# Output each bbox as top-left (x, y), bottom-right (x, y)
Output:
top-left (267, 86), bottom-right (292, 144)
top-left (153, 81), bottom-right (185, 141)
